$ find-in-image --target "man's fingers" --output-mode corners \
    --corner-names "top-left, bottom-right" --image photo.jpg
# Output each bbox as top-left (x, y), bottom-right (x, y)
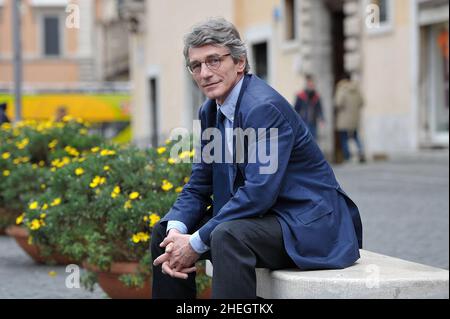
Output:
top-left (159, 237), bottom-right (171, 248)
top-left (165, 242), bottom-right (174, 253)
top-left (153, 253), bottom-right (170, 266)
top-left (162, 261), bottom-right (173, 276)
top-left (162, 262), bottom-right (188, 280)
top-left (180, 266), bottom-right (197, 274)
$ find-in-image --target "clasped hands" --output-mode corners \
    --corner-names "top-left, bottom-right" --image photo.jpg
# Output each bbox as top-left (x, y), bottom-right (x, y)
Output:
top-left (153, 229), bottom-right (200, 280)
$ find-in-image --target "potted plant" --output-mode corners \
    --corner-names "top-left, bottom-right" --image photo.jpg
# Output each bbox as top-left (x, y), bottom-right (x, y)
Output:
top-left (2, 118), bottom-right (102, 263)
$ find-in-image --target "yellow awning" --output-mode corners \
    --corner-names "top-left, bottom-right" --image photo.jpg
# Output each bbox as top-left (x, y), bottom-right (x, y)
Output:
top-left (1, 93), bottom-right (130, 123)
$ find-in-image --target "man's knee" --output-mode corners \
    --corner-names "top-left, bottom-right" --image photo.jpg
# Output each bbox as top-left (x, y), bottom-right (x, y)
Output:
top-left (150, 221), bottom-right (166, 247)
top-left (210, 220), bottom-right (244, 250)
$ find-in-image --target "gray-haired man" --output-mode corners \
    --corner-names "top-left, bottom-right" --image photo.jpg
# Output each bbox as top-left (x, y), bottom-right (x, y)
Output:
top-left (151, 18), bottom-right (362, 299)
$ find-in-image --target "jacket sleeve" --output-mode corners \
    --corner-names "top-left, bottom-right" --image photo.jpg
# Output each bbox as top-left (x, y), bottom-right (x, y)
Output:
top-left (197, 103), bottom-right (295, 246)
top-left (161, 107), bottom-right (213, 231)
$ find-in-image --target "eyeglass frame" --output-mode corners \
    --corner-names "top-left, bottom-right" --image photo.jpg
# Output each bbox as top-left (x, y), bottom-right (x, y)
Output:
top-left (186, 53), bottom-right (232, 75)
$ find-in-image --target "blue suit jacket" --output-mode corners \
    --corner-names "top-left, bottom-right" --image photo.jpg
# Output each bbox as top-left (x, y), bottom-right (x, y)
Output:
top-left (162, 74), bottom-right (363, 270)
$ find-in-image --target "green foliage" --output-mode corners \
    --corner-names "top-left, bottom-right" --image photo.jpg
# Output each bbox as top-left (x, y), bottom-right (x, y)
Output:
top-left (1, 119), bottom-right (211, 294)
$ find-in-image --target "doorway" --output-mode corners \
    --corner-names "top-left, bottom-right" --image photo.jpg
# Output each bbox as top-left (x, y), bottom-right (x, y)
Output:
top-left (325, 0), bottom-right (346, 163)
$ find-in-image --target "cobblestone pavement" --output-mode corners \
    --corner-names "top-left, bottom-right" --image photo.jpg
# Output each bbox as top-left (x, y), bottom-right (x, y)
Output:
top-left (0, 150), bottom-right (448, 298)
top-left (333, 150), bottom-right (449, 270)
top-left (0, 235), bottom-right (106, 299)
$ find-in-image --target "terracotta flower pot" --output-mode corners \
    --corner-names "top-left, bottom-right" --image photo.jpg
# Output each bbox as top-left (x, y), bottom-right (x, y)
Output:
top-left (198, 286), bottom-right (212, 299)
top-left (82, 261), bottom-right (152, 299)
top-left (5, 225), bottom-right (78, 265)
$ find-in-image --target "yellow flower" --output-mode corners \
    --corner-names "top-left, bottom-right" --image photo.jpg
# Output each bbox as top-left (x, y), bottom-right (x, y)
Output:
top-left (165, 138), bottom-right (171, 144)
top-left (129, 192), bottom-right (140, 200)
top-left (111, 185), bottom-right (121, 198)
top-left (90, 176), bottom-right (106, 188)
top-left (143, 216), bottom-right (148, 222)
top-left (48, 140), bottom-right (58, 149)
top-left (161, 180), bottom-right (174, 191)
top-left (157, 147), bottom-right (167, 154)
top-left (79, 128), bottom-right (88, 135)
top-left (39, 161), bottom-right (45, 167)
top-left (131, 234), bottom-right (140, 243)
top-left (42, 204), bottom-right (48, 211)
top-left (175, 186), bottom-right (183, 193)
top-left (50, 167), bottom-right (56, 172)
top-left (1, 152), bottom-right (11, 159)
top-left (50, 198), bottom-right (61, 207)
top-left (184, 176), bottom-right (190, 184)
top-left (62, 115), bottom-right (73, 122)
top-left (91, 147), bottom-right (100, 153)
top-left (2, 170), bottom-right (10, 177)
top-left (1, 123), bottom-right (12, 131)
top-left (189, 150), bottom-right (195, 157)
top-left (100, 149), bottom-right (116, 156)
top-left (65, 146), bottom-right (80, 157)
top-left (168, 158), bottom-right (177, 165)
top-left (178, 151), bottom-right (190, 159)
top-left (16, 213), bottom-right (25, 225)
top-left (149, 213), bottom-right (161, 227)
top-left (29, 219), bottom-right (41, 230)
top-left (131, 232), bottom-right (150, 243)
top-left (40, 213), bottom-right (47, 219)
top-left (29, 201), bottom-right (39, 210)
top-left (75, 168), bottom-right (84, 176)
top-left (124, 200), bottom-right (132, 210)
top-left (32, 164), bottom-right (38, 169)
top-left (16, 138), bottom-right (29, 150)
top-left (103, 165), bottom-right (110, 171)
top-left (40, 184), bottom-right (46, 190)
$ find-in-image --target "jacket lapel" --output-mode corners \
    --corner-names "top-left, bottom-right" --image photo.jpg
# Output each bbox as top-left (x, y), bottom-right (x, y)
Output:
top-left (231, 74), bottom-right (252, 192)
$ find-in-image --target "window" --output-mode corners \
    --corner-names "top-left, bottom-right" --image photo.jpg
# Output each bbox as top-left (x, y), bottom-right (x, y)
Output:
top-left (252, 42), bottom-right (268, 81)
top-left (284, 0), bottom-right (296, 41)
top-left (373, 0), bottom-right (388, 24)
top-left (42, 15), bottom-right (61, 56)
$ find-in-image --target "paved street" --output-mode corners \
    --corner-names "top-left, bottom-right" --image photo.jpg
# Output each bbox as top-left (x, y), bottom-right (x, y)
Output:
top-left (333, 150), bottom-right (449, 270)
top-left (0, 150), bottom-right (448, 298)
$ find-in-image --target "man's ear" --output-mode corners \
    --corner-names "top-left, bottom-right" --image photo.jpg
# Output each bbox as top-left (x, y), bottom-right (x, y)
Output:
top-left (237, 56), bottom-right (246, 72)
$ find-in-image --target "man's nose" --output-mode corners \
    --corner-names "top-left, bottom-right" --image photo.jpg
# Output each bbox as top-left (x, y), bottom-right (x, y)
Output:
top-left (199, 63), bottom-right (213, 78)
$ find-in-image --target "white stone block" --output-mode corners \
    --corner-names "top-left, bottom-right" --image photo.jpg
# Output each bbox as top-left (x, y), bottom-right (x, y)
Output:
top-left (256, 250), bottom-right (449, 299)
top-left (205, 250), bottom-right (449, 299)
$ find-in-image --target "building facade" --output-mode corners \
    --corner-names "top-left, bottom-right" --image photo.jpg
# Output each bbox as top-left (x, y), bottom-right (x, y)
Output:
top-left (123, 0), bottom-right (449, 159)
top-left (0, 0), bottom-right (129, 90)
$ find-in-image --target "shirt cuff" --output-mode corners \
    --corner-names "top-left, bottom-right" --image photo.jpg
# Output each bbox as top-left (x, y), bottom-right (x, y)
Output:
top-left (189, 231), bottom-right (210, 254)
top-left (166, 221), bottom-right (187, 235)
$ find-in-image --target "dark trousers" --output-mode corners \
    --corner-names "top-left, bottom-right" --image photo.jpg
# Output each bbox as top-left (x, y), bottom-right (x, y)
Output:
top-left (338, 130), bottom-right (364, 161)
top-left (151, 214), bottom-right (296, 299)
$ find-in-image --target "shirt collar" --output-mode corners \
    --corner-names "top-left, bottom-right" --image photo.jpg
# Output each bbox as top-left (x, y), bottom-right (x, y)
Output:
top-left (216, 76), bottom-right (244, 122)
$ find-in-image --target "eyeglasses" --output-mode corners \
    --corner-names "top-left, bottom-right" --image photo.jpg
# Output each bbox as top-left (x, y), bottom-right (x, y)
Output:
top-left (187, 53), bottom-right (231, 75)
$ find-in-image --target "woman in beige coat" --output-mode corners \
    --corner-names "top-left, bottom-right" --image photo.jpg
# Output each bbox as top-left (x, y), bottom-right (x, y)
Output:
top-left (334, 73), bottom-right (366, 163)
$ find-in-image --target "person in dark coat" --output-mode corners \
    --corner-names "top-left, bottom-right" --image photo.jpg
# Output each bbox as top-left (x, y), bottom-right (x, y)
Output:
top-left (0, 102), bottom-right (10, 124)
top-left (294, 74), bottom-right (325, 140)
